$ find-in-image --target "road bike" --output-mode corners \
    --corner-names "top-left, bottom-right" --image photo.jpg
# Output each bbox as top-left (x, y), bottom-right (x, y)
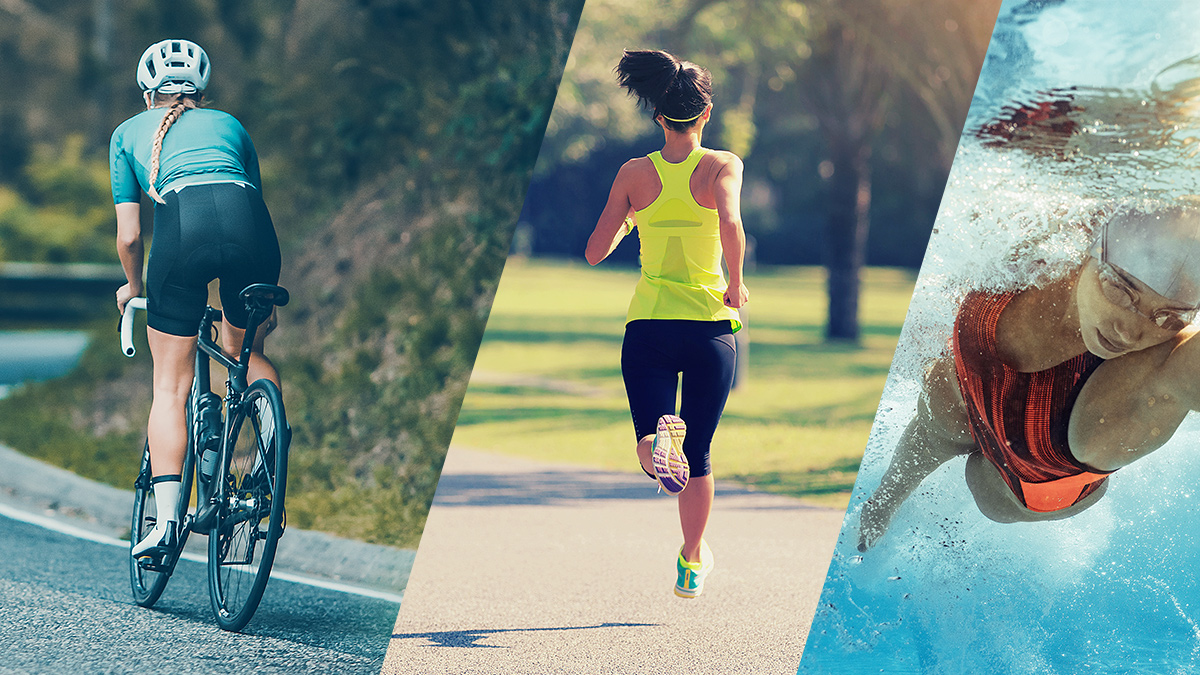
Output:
top-left (120, 284), bottom-right (291, 631)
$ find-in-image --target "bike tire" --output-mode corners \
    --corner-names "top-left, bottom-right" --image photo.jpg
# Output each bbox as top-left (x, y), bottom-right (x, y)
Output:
top-left (207, 378), bottom-right (289, 632)
top-left (129, 443), bottom-right (171, 607)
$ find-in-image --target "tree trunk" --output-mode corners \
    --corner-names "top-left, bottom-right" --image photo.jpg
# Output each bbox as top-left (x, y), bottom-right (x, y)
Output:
top-left (91, 0), bottom-right (113, 148)
top-left (824, 141), bottom-right (871, 341)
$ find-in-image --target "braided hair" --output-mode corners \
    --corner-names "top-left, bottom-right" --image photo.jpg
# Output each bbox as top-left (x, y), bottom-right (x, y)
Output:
top-left (146, 92), bottom-right (202, 203)
top-left (615, 49), bottom-right (712, 132)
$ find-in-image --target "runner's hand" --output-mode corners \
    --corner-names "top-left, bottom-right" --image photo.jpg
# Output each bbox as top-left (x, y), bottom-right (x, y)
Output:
top-left (723, 283), bottom-right (749, 309)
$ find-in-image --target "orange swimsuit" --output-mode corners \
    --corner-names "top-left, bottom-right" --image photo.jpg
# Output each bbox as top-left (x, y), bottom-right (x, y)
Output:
top-left (953, 291), bottom-right (1111, 512)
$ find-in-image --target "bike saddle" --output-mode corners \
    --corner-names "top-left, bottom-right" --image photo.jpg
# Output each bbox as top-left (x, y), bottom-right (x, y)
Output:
top-left (240, 284), bottom-right (290, 310)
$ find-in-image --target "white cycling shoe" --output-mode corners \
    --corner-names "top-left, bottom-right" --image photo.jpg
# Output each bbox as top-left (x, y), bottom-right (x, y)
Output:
top-left (133, 476), bottom-right (182, 559)
top-left (131, 519), bottom-right (178, 560)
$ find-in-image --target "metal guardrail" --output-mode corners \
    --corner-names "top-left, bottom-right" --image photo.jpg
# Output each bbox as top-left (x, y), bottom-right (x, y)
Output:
top-left (0, 262), bottom-right (127, 320)
top-left (0, 262), bottom-right (126, 290)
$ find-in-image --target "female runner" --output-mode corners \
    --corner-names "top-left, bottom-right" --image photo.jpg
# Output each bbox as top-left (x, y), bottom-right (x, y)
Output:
top-left (110, 39), bottom-right (282, 558)
top-left (858, 204), bottom-right (1200, 551)
top-left (585, 49), bottom-right (749, 598)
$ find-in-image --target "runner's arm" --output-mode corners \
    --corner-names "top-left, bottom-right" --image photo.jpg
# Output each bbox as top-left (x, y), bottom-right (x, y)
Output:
top-left (714, 155), bottom-right (749, 308)
top-left (585, 162), bottom-right (636, 265)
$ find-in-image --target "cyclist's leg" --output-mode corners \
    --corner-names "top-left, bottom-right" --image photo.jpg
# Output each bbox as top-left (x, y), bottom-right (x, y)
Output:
top-left (146, 328), bottom-right (197, 474)
top-left (133, 326), bottom-right (196, 556)
top-left (139, 188), bottom-right (211, 556)
top-left (220, 317), bottom-right (280, 389)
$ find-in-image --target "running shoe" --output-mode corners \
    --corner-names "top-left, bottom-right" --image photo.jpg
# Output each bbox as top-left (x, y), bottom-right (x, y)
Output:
top-left (651, 414), bottom-right (688, 495)
top-left (674, 539), bottom-right (714, 598)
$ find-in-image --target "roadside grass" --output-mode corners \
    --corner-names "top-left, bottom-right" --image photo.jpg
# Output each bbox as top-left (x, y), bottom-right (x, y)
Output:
top-left (452, 258), bottom-right (915, 509)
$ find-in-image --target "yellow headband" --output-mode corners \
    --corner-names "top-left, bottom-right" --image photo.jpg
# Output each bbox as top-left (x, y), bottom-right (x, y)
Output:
top-left (660, 110), bottom-right (704, 123)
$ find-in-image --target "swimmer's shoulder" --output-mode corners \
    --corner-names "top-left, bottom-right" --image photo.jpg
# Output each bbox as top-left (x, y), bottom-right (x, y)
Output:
top-left (1159, 326), bottom-right (1200, 384)
top-left (995, 284), bottom-right (1079, 372)
top-left (951, 290), bottom-right (1032, 370)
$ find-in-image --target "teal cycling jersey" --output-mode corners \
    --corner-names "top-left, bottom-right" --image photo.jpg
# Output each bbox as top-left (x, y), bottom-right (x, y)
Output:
top-left (109, 107), bottom-right (262, 204)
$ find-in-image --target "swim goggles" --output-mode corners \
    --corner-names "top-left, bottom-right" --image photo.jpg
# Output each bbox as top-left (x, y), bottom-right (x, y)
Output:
top-left (1094, 257), bottom-right (1198, 331)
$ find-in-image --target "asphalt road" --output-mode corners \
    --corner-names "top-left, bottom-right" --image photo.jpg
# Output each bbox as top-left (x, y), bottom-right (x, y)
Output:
top-left (385, 448), bottom-right (845, 675)
top-left (0, 514), bottom-right (400, 674)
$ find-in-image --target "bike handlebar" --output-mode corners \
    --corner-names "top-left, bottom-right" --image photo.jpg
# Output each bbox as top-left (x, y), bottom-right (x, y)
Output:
top-left (121, 297), bottom-right (148, 357)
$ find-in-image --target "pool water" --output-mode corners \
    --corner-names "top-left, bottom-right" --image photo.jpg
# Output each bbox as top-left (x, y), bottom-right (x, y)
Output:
top-left (799, 1), bottom-right (1200, 673)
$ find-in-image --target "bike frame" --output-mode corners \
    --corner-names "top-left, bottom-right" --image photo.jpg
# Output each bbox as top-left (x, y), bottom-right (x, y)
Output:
top-left (189, 304), bottom-right (270, 534)
top-left (124, 297), bottom-right (273, 567)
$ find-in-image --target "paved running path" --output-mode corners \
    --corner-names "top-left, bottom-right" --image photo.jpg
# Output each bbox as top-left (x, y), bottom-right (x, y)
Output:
top-left (384, 448), bottom-right (844, 674)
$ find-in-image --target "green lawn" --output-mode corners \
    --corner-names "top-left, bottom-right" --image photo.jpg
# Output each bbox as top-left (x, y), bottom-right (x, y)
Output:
top-left (452, 258), bottom-right (915, 509)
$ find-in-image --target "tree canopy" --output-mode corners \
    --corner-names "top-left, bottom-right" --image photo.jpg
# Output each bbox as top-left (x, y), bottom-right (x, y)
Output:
top-left (523, 0), bottom-right (997, 271)
top-left (0, 0), bottom-right (585, 546)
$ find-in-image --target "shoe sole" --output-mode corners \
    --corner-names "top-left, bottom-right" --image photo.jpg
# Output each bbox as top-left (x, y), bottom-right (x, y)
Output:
top-left (652, 415), bottom-right (688, 495)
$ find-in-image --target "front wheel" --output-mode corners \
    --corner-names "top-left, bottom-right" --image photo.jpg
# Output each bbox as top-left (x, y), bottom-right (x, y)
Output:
top-left (129, 443), bottom-right (171, 607)
top-left (207, 379), bottom-right (289, 632)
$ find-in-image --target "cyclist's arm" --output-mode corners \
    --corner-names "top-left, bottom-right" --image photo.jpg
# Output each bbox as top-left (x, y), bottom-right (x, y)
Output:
top-left (115, 201), bottom-right (143, 313)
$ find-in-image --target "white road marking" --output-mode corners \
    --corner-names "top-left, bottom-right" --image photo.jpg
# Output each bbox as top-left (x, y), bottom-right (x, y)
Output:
top-left (0, 501), bottom-right (404, 604)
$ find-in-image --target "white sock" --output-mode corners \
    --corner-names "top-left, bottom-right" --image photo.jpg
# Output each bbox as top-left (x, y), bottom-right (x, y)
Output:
top-left (133, 477), bottom-right (180, 555)
top-left (152, 478), bottom-right (181, 523)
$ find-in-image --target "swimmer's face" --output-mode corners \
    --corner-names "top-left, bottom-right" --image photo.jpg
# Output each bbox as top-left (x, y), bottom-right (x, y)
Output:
top-left (1076, 258), bottom-right (1195, 358)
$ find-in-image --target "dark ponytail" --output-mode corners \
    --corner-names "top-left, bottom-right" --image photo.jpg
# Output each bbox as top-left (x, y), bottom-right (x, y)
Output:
top-left (615, 49), bottom-right (712, 132)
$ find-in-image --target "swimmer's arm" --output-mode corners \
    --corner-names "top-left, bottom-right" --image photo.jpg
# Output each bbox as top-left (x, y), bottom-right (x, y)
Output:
top-left (114, 201), bottom-right (143, 314)
top-left (714, 154), bottom-right (749, 308)
top-left (585, 161), bottom-right (636, 265)
top-left (858, 356), bottom-right (973, 551)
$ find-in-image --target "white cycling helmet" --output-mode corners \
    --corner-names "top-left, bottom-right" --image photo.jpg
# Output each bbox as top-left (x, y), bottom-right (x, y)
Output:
top-left (136, 39), bottom-right (210, 94)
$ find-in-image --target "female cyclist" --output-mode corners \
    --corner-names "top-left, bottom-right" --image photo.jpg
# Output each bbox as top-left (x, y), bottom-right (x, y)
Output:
top-left (585, 49), bottom-right (749, 598)
top-left (857, 204), bottom-right (1200, 551)
top-left (110, 39), bottom-right (282, 559)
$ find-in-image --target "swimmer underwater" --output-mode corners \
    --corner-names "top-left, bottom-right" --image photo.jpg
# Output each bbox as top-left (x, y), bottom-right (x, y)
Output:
top-left (858, 204), bottom-right (1200, 551)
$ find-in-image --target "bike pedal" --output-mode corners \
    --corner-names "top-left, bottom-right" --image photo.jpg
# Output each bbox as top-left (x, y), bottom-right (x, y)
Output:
top-left (136, 553), bottom-right (168, 572)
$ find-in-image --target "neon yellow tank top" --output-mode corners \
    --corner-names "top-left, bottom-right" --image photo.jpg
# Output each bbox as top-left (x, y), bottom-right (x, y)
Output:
top-left (626, 147), bottom-right (741, 331)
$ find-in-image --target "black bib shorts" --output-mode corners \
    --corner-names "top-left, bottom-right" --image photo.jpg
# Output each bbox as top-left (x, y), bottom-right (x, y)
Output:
top-left (146, 182), bottom-right (281, 337)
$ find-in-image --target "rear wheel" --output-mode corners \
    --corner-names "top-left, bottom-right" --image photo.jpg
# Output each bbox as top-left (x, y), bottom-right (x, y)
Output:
top-left (129, 443), bottom-right (171, 607)
top-left (207, 379), bottom-right (289, 632)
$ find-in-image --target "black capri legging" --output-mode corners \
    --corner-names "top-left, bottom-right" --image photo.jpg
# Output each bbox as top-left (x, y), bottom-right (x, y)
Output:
top-left (621, 319), bottom-right (737, 478)
top-left (146, 182), bottom-right (281, 337)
